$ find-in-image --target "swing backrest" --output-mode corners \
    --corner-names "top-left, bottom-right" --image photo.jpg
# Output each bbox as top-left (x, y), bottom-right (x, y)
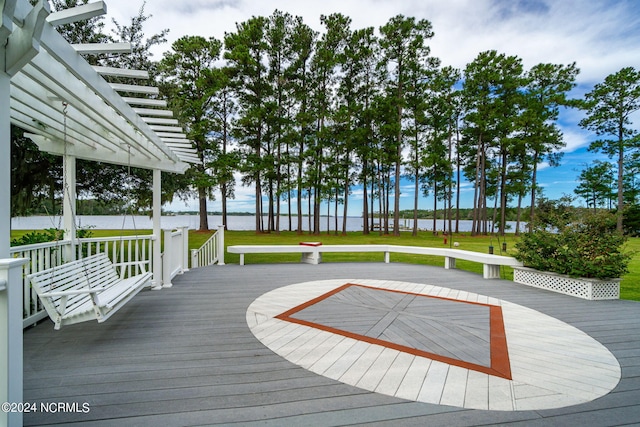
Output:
top-left (29, 253), bottom-right (121, 314)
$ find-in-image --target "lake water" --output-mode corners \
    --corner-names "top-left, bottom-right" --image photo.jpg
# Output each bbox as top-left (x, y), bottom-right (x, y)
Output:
top-left (11, 215), bottom-right (526, 233)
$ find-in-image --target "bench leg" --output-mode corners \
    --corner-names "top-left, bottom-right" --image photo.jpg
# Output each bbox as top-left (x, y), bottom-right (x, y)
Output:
top-left (483, 264), bottom-right (500, 279)
top-left (301, 251), bottom-right (321, 264)
top-left (444, 257), bottom-right (456, 270)
top-left (239, 254), bottom-right (245, 266)
top-left (384, 251), bottom-right (389, 264)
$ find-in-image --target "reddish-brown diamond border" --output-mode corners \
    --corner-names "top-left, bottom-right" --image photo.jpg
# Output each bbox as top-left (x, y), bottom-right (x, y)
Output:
top-left (276, 283), bottom-right (512, 380)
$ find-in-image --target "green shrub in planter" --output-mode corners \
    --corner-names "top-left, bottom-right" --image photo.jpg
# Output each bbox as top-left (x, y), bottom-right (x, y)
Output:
top-left (515, 210), bottom-right (631, 280)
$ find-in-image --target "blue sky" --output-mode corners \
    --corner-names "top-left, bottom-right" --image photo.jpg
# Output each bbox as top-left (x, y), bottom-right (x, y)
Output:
top-left (103, 0), bottom-right (640, 214)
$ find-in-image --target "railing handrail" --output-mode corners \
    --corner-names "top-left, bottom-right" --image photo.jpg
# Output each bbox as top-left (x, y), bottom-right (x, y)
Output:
top-left (198, 231), bottom-right (219, 251)
top-left (79, 235), bottom-right (155, 243)
top-left (9, 239), bottom-right (72, 253)
top-left (10, 234), bottom-right (155, 254)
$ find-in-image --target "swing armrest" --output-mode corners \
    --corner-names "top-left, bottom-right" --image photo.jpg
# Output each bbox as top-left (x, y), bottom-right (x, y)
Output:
top-left (40, 287), bottom-right (108, 298)
top-left (113, 260), bottom-right (150, 269)
top-left (113, 260), bottom-right (150, 278)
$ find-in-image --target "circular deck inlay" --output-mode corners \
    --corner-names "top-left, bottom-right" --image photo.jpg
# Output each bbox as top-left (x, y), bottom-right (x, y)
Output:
top-left (247, 279), bottom-right (621, 411)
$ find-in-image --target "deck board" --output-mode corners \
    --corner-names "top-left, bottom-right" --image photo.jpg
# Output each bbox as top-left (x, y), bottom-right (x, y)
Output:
top-left (23, 262), bottom-right (640, 426)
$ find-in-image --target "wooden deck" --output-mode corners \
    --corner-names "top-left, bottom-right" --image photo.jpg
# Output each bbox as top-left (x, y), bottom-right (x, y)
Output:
top-left (23, 262), bottom-right (640, 426)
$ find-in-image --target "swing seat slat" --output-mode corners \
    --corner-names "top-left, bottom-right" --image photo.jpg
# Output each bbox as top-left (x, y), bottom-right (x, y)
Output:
top-left (28, 253), bottom-right (152, 330)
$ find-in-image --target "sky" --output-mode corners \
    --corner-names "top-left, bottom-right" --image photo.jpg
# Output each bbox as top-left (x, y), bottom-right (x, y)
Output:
top-left (101, 0), bottom-right (640, 214)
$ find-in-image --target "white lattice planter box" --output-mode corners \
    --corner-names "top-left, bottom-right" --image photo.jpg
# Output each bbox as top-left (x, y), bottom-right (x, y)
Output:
top-left (513, 267), bottom-right (620, 300)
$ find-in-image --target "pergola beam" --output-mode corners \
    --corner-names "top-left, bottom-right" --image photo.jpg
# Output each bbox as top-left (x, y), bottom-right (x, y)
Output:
top-left (162, 138), bottom-right (192, 144)
top-left (46, 1), bottom-right (106, 26)
top-left (155, 131), bottom-right (187, 139)
top-left (72, 42), bottom-right (131, 54)
top-left (165, 142), bottom-right (194, 148)
top-left (38, 22), bottom-right (180, 165)
top-left (134, 108), bottom-right (174, 117)
top-left (143, 117), bottom-right (178, 125)
top-left (21, 54), bottom-right (165, 165)
top-left (149, 125), bottom-right (184, 133)
top-left (26, 134), bottom-right (188, 173)
top-left (93, 66), bottom-right (149, 79)
top-left (124, 97), bottom-right (167, 107)
top-left (110, 82), bottom-right (159, 95)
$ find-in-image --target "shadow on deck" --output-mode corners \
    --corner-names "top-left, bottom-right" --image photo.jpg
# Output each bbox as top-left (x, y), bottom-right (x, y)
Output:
top-left (23, 263), bottom-right (640, 426)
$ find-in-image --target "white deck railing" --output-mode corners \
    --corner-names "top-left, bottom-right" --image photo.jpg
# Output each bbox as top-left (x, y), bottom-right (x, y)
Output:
top-left (162, 226), bottom-right (189, 288)
top-left (12, 226), bottom-right (223, 328)
top-left (191, 225), bottom-right (225, 268)
top-left (12, 234), bottom-right (158, 329)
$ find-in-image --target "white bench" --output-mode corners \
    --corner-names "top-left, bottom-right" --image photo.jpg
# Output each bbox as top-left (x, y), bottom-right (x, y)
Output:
top-left (27, 253), bottom-right (152, 330)
top-left (226, 244), bottom-right (523, 279)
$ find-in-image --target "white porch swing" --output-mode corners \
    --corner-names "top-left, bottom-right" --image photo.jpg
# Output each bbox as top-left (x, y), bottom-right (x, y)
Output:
top-left (26, 103), bottom-right (152, 330)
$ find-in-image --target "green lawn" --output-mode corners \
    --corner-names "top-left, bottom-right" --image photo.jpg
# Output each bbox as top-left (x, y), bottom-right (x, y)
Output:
top-left (10, 228), bottom-right (640, 301)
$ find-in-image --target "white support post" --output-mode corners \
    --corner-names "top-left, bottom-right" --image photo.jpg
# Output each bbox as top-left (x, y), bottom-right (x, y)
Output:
top-left (162, 229), bottom-right (173, 288)
top-left (151, 169), bottom-right (162, 290)
top-left (217, 225), bottom-right (225, 266)
top-left (181, 226), bottom-right (189, 272)
top-left (191, 249), bottom-right (199, 269)
top-left (0, 12), bottom-right (23, 427)
top-left (0, 67), bottom-right (9, 260)
top-left (0, 258), bottom-right (29, 427)
top-left (62, 153), bottom-right (77, 262)
top-left (444, 256), bottom-right (457, 270)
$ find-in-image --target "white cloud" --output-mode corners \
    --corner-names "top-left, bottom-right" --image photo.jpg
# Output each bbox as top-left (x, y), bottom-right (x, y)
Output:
top-left (560, 126), bottom-right (592, 153)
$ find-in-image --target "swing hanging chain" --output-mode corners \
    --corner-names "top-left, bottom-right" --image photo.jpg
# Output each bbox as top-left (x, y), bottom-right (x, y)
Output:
top-left (49, 102), bottom-right (70, 290)
top-left (117, 142), bottom-right (144, 277)
top-left (62, 102), bottom-right (93, 289)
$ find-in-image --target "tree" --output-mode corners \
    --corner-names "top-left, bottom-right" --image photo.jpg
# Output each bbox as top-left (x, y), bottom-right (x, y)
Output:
top-left (209, 68), bottom-right (238, 230)
top-left (265, 10), bottom-right (298, 232)
top-left (423, 65), bottom-right (458, 235)
top-left (574, 161), bottom-right (616, 211)
top-left (378, 15), bottom-right (434, 236)
top-left (10, 128), bottom-right (61, 216)
top-left (287, 17), bottom-right (317, 233)
top-left (522, 62), bottom-right (578, 227)
top-left (462, 50), bottom-right (503, 235)
top-left (159, 36), bottom-right (223, 231)
top-left (225, 16), bottom-right (271, 232)
top-left (335, 26), bottom-right (377, 234)
top-left (308, 13), bottom-right (351, 234)
top-left (580, 66), bottom-right (640, 232)
top-left (492, 54), bottom-right (524, 236)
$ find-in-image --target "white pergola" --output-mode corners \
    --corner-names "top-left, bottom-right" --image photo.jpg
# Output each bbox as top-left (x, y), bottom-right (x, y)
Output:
top-left (0, 1), bottom-right (198, 424)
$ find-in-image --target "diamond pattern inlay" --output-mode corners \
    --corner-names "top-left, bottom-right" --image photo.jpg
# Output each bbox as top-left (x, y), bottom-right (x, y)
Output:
top-left (276, 283), bottom-right (511, 379)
